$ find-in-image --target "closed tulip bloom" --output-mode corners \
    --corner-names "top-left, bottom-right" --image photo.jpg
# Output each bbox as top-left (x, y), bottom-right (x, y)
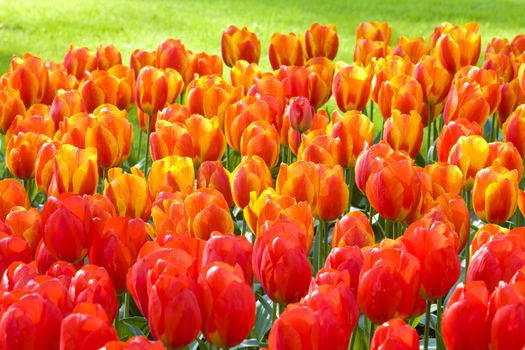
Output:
top-left (268, 32), bottom-right (304, 70)
top-left (275, 65), bottom-right (309, 100)
top-left (437, 118), bottom-right (482, 162)
top-left (473, 165), bottom-right (519, 224)
top-left (383, 109), bottom-right (423, 158)
top-left (148, 271), bottom-right (202, 349)
top-left (189, 52), bottom-right (223, 78)
top-left (357, 248), bottom-right (422, 323)
top-left (49, 89), bottom-right (82, 128)
top-left (448, 135), bottom-right (490, 189)
top-left (0, 88), bottom-right (25, 134)
top-left (104, 167), bottom-right (153, 221)
top-left (435, 34), bottom-right (462, 74)
top-left (276, 160), bottom-right (319, 208)
top-left (444, 81), bottom-right (491, 126)
top-left (285, 96), bottom-right (314, 133)
top-left (0, 233), bottom-right (32, 276)
top-left (8, 54), bottom-right (49, 107)
top-left (369, 56), bottom-right (414, 104)
top-left (221, 25), bottom-right (261, 67)
top-left (150, 192), bottom-right (188, 236)
top-left (491, 303), bottom-right (525, 350)
top-left (129, 49), bottom-right (156, 78)
top-left (283, 109), bottom-right (330, 154)
top-left (5, 207), bottom-right (42, 254)
top-left (356, 21), bottom-right (392, 43)
top-left (304, 23), bottom-right (339, 60)
top-left (0, 179), bottom-right (30, 221)
top-left (231, 155), bottom-right (274, 210)
top-left (353, 39), bottom-right (388, 66)
top-left (456, 66), bottom-right (501, 116)
top-left (483, 52), bottom-right (515, 83)
top-left (102, 336), bottom-right (165, 350)
top-left (6, 131), bottom-right (51, 179)
top-left (184, 188), bottom-right (233, 240)
top-left (328, 110), bottom-right (374, 168)
top-left (136, 67), bottom-right (183, 116)
top-left (96, 44), bottom-right (122, 70)
top-left (149, 120), bottom-right (195, 161)
top-left (332, 211), bottom-right (374, 249)
top-left (197, 262), bottom-right (256, 348)
top-left (378, 74), bottom-right (424, 120)
top-left (436, 23), bottom-right (481, 73)
top-left (425, 162), bottom-right (464, 198)
top-left (488, 141), bottom-right (524, 178)
top-left (470, 224), bottom-right (510, 257)
top-left (156, 38), bottom-right (193, 84)
top-left (314, 163), bottom-right (348, 221)
top-left (89, 217), bottom-right (148, 293)
top-left (60, 303), bottom-right (118, 350)
top-left (413, 55), bottom-right (453, 106)
top-left (247, 74), bottom-right (285, 128)
top-left (354, 141), bottom-right (400, 192)
top-left (148, 155), bottom-right (194, 198)
top-left (392, 36), bottom-right (429, 64)
top-left (503, 104), bottom-right (525, 159)
top-left (69, 265), bottom-right (118, 322)
top-left (298, 130), bottom-right (340, 166)
top-left (63, 45), bottom-right (97, 80)
top-left (306, 57), bottom-right (334, 109)
top-left (400, 218), bottom-right (460, 299)
top-left (240, 120), bottom-right (280, 168)
top-left (268, 304), bottom-right (320, 350)
top-left (197, 161), bottom-right (233, 207)
top-left (0, 293), bottom-right (62, 350)
top-left (184, 114), bottom-right (226, 165)
top-left (370, 319), bottom-right (419, 350)
top-left (332, 63), bottom-right (372, 112)
top-left (230, 60), bottom-right (263, 93)
top-left (498, 79), bottom-right (525, 126)
top-left (324, 246), bottom-right (364, 294)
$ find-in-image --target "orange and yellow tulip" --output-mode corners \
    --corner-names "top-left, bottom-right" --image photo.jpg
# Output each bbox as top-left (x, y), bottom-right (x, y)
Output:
top-left (5, 207), bottom-right (42, 254)
top-left (136, 67), bottom-right (183, 116)
top-left (356, 21), bottom-right (392, 44)
top-left (268, 32), bottom-right (305, 69)
top-left (63, 45), bottom-right (97, 80)
top-left (498, 79), bottom-right (525, 126)
top-left (197, 161), bottom-right (233, 207)
top-left (377, 74), bottom-right (423, 120)
top-left (298, 130), bottom-right (340, 166)
top-left (0, 179), bottom-right (30, 221)
top-left (436, 117), bottom-right (482, 162)
top-left (49, 89), bottom-right (82, 128)
top-left (447, 135), bottom-right (490, 189)
top-left (231, 155), bottom-right (274, 210)
top-left (221, 25), bottom-right (261, 67)
top-left (332, 63), bottom-right (372, 112)
top-left (425, 162), bottom-right (465, 198)
top-left (95, 44), bottom-right (122, 70)
top-left (353, 39), bottom-right (388, 66)
top-left (332, 211), bottom-right (374, 248)
top-left (230, 60), bottom-right (262, 93)
top-left (6, 131), bottom-right (51, 179)
top-left (129, 49), bottom-right (156, 78)
top-left (315, 164), bottom-right (349, 221)
top-left (156, 38), bottom-right (193, 84)
top-left (0, 88), bottom-right (25, 134)
top-left (392, 36), bottom-right (429, 64)
top-left (148, 155), bottom-right (194, 198)
top-left (184, 114), bottom-right (226, 166)
top-left (240, 120), bottom-right (280, 168)
top-left (8, 54), bottom-right (50, 107)
top-left (189, 52), bottom-right (223, 78)
top-left (304, 23), bottom-right (339, 60)
top-left (413, 55), bottom-right (453, 107)
top-left (383, 109), bottom-right (424, 158)
top-left (306, 57), bottom-right (334, 109)
top-left (488, 141), bottom-right (524, 179)
top-left (503, 104), bottom-right (525, 159)
top-left (149, 120), bottom-right (195, 161)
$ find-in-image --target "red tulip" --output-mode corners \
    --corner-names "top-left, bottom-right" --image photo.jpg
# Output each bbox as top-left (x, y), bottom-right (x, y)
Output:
top-left (370, 319), bottom-right (419, 350)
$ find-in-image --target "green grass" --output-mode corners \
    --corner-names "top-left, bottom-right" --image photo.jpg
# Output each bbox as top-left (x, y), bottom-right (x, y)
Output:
top-left (1, 0), bottom-right (525, 74)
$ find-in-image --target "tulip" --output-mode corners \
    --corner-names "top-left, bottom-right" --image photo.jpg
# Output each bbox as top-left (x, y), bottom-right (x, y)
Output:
top-left (89, 217), bottom-right (148, 293)
top-left (246, 74), bottom-right (285, 129)
top-left (231, 155), bottom-right (274, 210)
top-left (46, 261), bottom-right (77, 289)
top-left (149, 120), bottom-right (195, 161)
top-left (197, 161), bottom-right (233, 207)
top-left (156, 103), bottom-right (191, 124)
top-left (370, 319), bottom-right (419, 350)
top-left (197, 262), bottom-right (256, 348)
top-left (8, 54), bottom-right (49, 107)
top-left (448, 135), bottom-right (490, 189)
top-left (498, 79), bottom-right (525, 126)
top-left (184, 188), bottom-right (233, 240)
top-left (69, 265), bottom-right (118, 322)
top-left (5, 207), bottom-right (42, 253)
top-left (328, 110), bottom-right (374, 168)
top-left (354, 141), bottom-right (398, 192)
top-left (189, 52), bottom-right (223, 78)
top-left (268, 32), bottom-right (304, 69)
top-left (357, 248), bottom-right (422, 323)
top-left (184, 114), bottom-right (226, 166)
top-left (276, 160), bottom-right (319, 207)
top-left (230, 60), bottom-right (262, 93)
top-left (63, 45), bottom-right (97, 80)
top-left (286, 96), bottom-right (314, 133)
top-left (314, 163), bottom-right (349, 221)
top-left (102, 337), bottom-right (165, 350)
top-left (150, 192), bottom-right (188, 236)
top-left (435, 23), bottom-right (481, 73)
top-left (455, 66), bottom-right (501, 116)
top-left (0, 179), bottom-right (29, 221)
top-left (268, 304), bottom-right (319, 350)
top-left (491, 303), bottom-right (525, 350)
top-left (444, 80), bottom-right (491, 127)
top-left (306, 57), bottom-right (334, 109)
top-left (60, 303), bottom-right (118, 350)
top-left (488, 141), bottom-right (524, 178)
top-left (129, 49), bottom-right (156, 78)
top-left (298, 130), bottom-right (340, 166)
top-left (383, 109), bottom-right (423, 158)
top-left (471, 224), bottom-right (510, 257)
top-left (437, 118), bottom-right (482, 162)
top-left (483, 53), bottom-right (515, 83)
top-left (0, 293), bottom-right (62, 350)
top-left (96, 44), bottom-right (122, 70)
top-left (324, 246), bottom-right (364, 294)
top-left (0, 88), bottom-right (25, 134)
top-left (413, 55), bottom-right (452, 106)
top-left (378, 74), bottom-right (424, 120)
top-left (332, 211), bottom-right (374, 249)
top-left (104, 167), bottom-right (153, 221)
top-left (148, 270), bottom-right (202, 349)
top-left (392, 36), bottom-right (429, 64)
top-left (275, 65), bottom-right (309, 100)
top-left (332, 63), bottom-right (372, 112)
top-left (283, 109), bottom-right (330, 155)
top-left (353, 39), bottom-right (388, 65)
top-left (503, 104), bottom-right (525, 159)
top-left (6, 131), bottom-right (51, 179)
top-left (148, 155), bottom-right (194, 198)
top-left (240, 120), bottom-right (280, 168)
top-left (356, 21), bottom-right (392, 43)
top-left (0, 233), bottom-right (32, 276)
top-left (6, 112), bottom-right (55, 147)
top-left (425, 162), bottom-right (464, 198)
top-left (221, 25), bottom-right (261, 67)
top-left (49, 89), bottom-right (82, 127)
top-left (136, 67), bottom-right (183, 116)
top-left (156, 38), bottom-right (193, 84)
top-left (305, 23), bottom-right (339, 60)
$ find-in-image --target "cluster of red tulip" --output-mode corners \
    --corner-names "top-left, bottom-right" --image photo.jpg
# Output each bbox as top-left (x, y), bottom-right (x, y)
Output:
top-left (1, 19), bottom-right (525, 350)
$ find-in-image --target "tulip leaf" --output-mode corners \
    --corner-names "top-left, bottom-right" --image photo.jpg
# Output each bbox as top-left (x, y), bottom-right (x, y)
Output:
top-left (252, 297), bottom-right (273, 342)
top-left (420, 338), bottom-right (437, 350)
top-left (233, 338), bottom-right (263, 349)
top-left (115, 316), bottom-right (150, 341)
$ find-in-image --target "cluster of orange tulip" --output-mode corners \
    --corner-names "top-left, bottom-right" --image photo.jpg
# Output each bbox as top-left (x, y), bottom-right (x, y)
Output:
top-left (1, 19), bottom-right (525, 350)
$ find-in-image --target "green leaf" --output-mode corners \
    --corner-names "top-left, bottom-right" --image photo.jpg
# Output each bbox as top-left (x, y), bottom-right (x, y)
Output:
top-left (115, 316), bottom-right (150, 341)
top-left (252, 296), bottom-right (273, 342)
top-left (420, 338), bottom-right (437, 350)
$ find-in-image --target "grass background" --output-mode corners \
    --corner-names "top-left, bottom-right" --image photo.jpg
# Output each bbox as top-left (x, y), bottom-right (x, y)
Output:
top-left (1, 0), bottom-right (525, 74)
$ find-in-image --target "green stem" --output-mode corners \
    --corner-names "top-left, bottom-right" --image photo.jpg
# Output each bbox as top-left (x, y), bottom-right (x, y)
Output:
top-left (380, 117), bottom-right (384, 140)
top-left (433, 118), bottom-right (439, 139)
top-left (348, 329), bottom-right (356, 350)
top-left (437, 298), bottom-right (443, 350)
top-left (424, 299), bottom-right (431, 350)
top-left (369, 321), bottom-right (375, 348)
top-left (137, 127), bottom-right (143, 161)
top-left (287, 145), bottom-right (292, 164)
top-left (271, 301), bottom-right (277, 323)
top-left (426, 121), bottom-right (432, 164)
top-left (345, 168), bottom-right (354, 212)
top-left (323, 220), bottom-right (329, 264)
top-left (465, 190), bottom-right (472, 278)
top-left (496, 123), bottom-right (500, 140)
top-left (226, 144), bottom-right (230, 171)
top-left (490, 114), bottom-right (496, 142)
top-left (369, 100), bottom-right (374, 123)
top-left (124, 292), bottom-right (130, 318)
top-left (242, 217), bottom-right (246, 236)
top-left (143, 113), bottom-right (152, 176)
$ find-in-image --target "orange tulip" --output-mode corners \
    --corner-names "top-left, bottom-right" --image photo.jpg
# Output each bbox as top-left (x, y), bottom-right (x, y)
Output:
top-left (425, 162), bottom-right (464, 198)
top-left (231, 155), bottom-right (274, 210)
top-left (392, 36), bottom-right (429, 64)
top-left (485, 37), bottom-right (512, 56)
top-left (149, 120), bottom-right (195, 161)
top-left (482, 53), bottom-right (515, 83)
top-left (240, 120), bottom-right (280, 168)
top-left (156, 38), bottom-right (193, 84)
top-left (470, 224), bottom-right (510, 257)
top-left (473, 165), bottom-right (519, 224)
top-left (332, 211), bottom-right (374, 248)
top-left (189, 52), bottom-right (223, 78)
top-left (8, 54), bottom-right (49, 107)
top-left (197, 161), bottom-right (233, 207)
top-left (230, 60), bottom-right (262, 93)
top-left (0, 179), bottom-right (29, 221)
top-left (503, 104), bottom-right (525, 159)
top-left (63, 45), bottom-right (97, 80)
top-left (306, 57), bottom-right (334, 110)
top-left (246, 73), bottom-right (285, 126)
top-left (150, 193), bottom-right (187, 237)
top-left (455, 66), bottom-right (501, 116)
top-left (434, 23), bottom-right (481, 74)
top-left (353, 39), bottom-right (388, 66)
top-left (498, 79), bottom-right (525, 126)
top-left (49, 89), bottom-right (82, 127)
top-left (298, 130), bottom-right (340, 166)
top-left (491, 303), bottom-right (525, 350)
top-left (332, 63), bottom-right (372, 112)
top-left (448, 135), bottom-right (490, 189)
top-left (0, 88), bottom-right (25, 134)
top-left (156, 103), bottom-right (191, 124)
top-left (225, 95), bottom-right (271, 151)
top-left (377, 74), bottom-right (424, 120)
top-left (328, 110), bottom-right (374, 168)
top-left (104, 167), bottom-right (153, 221)
top-left (283, 109), bottom-right (329, 154)
top-left (356, 21), bottom-right (392, 44)
top-left (314, 164), bottom-right (348, 221)
top-left (370, 319), bottom-right (419, 350)
top-left (221, 25), bottom-right (261, 67)
top-left (488, 141), bottom-right (524, 179)
top-left (383, 109), bottom-right (423, 158)
top-left (129, 49), bottom-right (156, 78)
top-left (275, 65), bottom-right (309, 99)
top-left (304, 23), bottom-right (339, 60)
top-left (5, 207), bottom-right (42, 254)
top-left (95, 44), bottom-right (122, 70)
top-left (184, 188), bottom-right (233, 240)
top-left (437, 117), bottom-right (482, 162)
top-left (276, 160), bottom-right (319, 207)
top-left (136, 67), bottom-right (183, 116)
top-left (268, 32), bottom-right (305, 69)
top-left (6, 111), bottom-right (55, 145)
top-left (6, 131), bottom-right (51, 179)
top-left (102, 337), bottom-right (164, 350)
top-left (413, 55), bottom-right (453, 106)
top-left (0, 232), bottom-right (32, 276)
top-left (184, 114), bottom-right (226, 165)
top-left (148, 155), bottom-right (194, 198)
top-left (370, 56), bottom-right (414, 104)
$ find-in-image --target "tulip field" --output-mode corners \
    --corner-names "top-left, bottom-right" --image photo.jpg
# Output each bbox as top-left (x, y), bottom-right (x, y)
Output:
top-left (3, 1), bottom-right (525, 350)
